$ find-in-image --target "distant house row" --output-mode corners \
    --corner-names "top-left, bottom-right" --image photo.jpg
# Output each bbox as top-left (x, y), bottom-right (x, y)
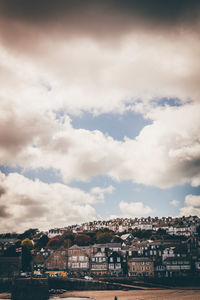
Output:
top-left (32, 240), bottom-right (200, 278)
top-left (48, 216), bottom-right (199, 238)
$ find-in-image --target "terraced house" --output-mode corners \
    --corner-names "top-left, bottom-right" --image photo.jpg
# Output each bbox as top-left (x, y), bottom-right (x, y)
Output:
top-left (108, 251), bottom-right (123, 276)
top-left (91, 251), bottom-right (108, 275)
top-left (67, 245), bottom-right (90, 275)
top-left (44, 249), bottom-right (67, 277)
top-left (128, 257), bottom-right (154, 277)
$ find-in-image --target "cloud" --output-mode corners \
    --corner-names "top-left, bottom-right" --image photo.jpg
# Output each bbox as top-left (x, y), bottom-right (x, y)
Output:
top-left (90, 185), bottom-right (115, 201)
top-left (0, 171), bottom-right (99, 232)
top-left (0, 0), bottom-right (199, 45)
top-left (120, 201), bottom-right (152, 217)
top-left (0, 1), bottom-right (199, 118)
top-left (0, 205), bottom-right (11, 218)
top-left (0, 0), bottom-right (199, 212)
top-left (185, 194), bottom-right (200, 207)
top-left (108, 103), bottom-right (200, 188)
top-left (179, 194), bottom-right (200, 217)
top-left (0, 101), bottom-right (199, 189)
top-left (170, 200), bottom-right (180, 207)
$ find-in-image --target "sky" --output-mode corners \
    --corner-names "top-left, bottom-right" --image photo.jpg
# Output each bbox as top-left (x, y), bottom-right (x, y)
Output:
top-left (0, 0), bottom-right (200, 232)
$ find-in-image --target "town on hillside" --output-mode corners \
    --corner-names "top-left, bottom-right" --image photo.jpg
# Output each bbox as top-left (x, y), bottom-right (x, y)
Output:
top-left (1, 215), bottom-right (200, 280)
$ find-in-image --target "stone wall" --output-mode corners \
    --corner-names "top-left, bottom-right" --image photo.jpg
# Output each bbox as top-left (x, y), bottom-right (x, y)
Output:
top-left (11, 278), bottom-right (49, 300)
top-left (0, 257), bottom-right (21, 278)
top-left (49, 277), bottom-right (139, 291)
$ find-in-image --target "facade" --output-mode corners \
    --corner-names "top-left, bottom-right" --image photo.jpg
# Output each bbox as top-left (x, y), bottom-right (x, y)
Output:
top-left (48, 228), bottom-right (68, 238)
top-left (108, 251), bottom-right (123, 276)
top-left (154, 258), bottom-right (166, 278)
top-left (44, 249), bottom-right (67, 276)
top-left (67, 245), bottom-right (90, 275)
top-left (163, 257), bottom-right (191, 277)
top-left (120, 233), bottom-right (134, 244)
top-left (128, 257), bottom-right (154, 277)
top-left (92, 243), bottom-right (121, 254)
top-left (91, 251), bottom-right (108, 275)
top-left (32, 253), bottom-right (45, 275)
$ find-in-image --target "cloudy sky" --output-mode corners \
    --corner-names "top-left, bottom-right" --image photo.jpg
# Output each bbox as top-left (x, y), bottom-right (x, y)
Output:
top-left (0, 0), bottom-right (200, 232)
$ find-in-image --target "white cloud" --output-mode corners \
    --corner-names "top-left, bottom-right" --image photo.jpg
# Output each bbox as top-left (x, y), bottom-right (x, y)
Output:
top-left (185, 195), bottom-right (200, 207)
top-left (179, 194), bottom-right (200, 217)
top-left (107, 103), bottom-right (200, 188)
top-left (0, 171), bottom-right (99, 232)
top-left (90, 185), bottom-right (115, 201)
top-left (0, 29), bottom-right (199, 190)
top-left (119, 201), bottom-right (152, 217)
top-left (170, 200), bottom-right (180, 207)
top-left (0, 102), bottom-right (199, 189)
top-left (1, 30), bottom-right (200, 117)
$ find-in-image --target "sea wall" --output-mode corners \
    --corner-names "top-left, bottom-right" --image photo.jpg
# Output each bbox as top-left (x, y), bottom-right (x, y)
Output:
top-left (11, 278), bottom-right (49, 300)
top-left (49, 277), bottom-right (139, 291)
top-left (0, 278), bottom-right (12, 292)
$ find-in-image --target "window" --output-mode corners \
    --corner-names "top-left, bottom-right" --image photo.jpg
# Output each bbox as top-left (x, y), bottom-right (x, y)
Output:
top-left (72, 256), bottom-right (77, 261)
top-left (115, 263), bottom-right (121, 269)
top-left (109, 264), bottom-right (114, 269)
top-left (117, 257), bottom-right (120, 262)
top-left (72, 263), bottom-right (79, 268)
top-left (79, 256), bottom-right (84, 261)
top-left (110, 257), bottom-right (113, 262)
top-left (92, 258), bottom-right (95, 262)
top-left (80, 263), bottom-right (88, 268)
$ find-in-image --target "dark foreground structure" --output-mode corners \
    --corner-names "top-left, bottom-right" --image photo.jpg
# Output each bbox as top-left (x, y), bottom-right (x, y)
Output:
top-left (11, 278), bottom-right (49, 300)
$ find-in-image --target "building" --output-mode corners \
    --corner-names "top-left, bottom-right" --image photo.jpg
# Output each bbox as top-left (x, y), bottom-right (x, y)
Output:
top-left (163, 257), bottom-right (191, 277)
top-left (108, 251), bottom-right (123, 276)
top-left (67, 245), bottom-right (90, 275)
top-left (32, 253), bottom-right (45, 275)
top-left (91, 251), bottom-right (108, 275)
top-left (44, 249), bottom-right (67, 277)
top-left (128, 257), bottom-right (154, 277)
top-left (92, 243), bottom-right (121, 254)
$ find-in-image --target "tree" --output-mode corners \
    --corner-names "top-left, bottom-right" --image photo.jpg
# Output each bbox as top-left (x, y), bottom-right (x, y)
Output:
top-left (157, 228), bottom-right (167, 235)
top-left (34, 234), bottom-right (49, 249)
top-left (21, 246), bottom-right (32, 272)
top-left (74, 234), bottom-right (91, 246)
top-left (18, 228), bottom-right (38, 240)
top-left (60, 232), bottom-right (75, 248)
top-left (112, 236), bottom-right (122, 243)
top-left (95, 231), bottom-right (114, 244)
top-left (21, 238), bottom-right (34, 249)
top-left (46, 237), bottom-right (61, 250)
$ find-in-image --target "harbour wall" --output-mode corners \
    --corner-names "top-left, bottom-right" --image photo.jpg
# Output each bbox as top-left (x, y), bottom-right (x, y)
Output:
top-left (11, 278), bottom-right (49, 300)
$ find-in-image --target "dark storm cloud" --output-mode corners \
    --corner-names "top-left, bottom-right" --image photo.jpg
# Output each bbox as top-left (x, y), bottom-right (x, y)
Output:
top-left (1, 0), bottom-right (199, 26)
top-left (0, 186), bottom-right (6, 197)
top-left (0, 0), bottom-right (199, 49)
top-left (0, 205), bottom-right (10, 218)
